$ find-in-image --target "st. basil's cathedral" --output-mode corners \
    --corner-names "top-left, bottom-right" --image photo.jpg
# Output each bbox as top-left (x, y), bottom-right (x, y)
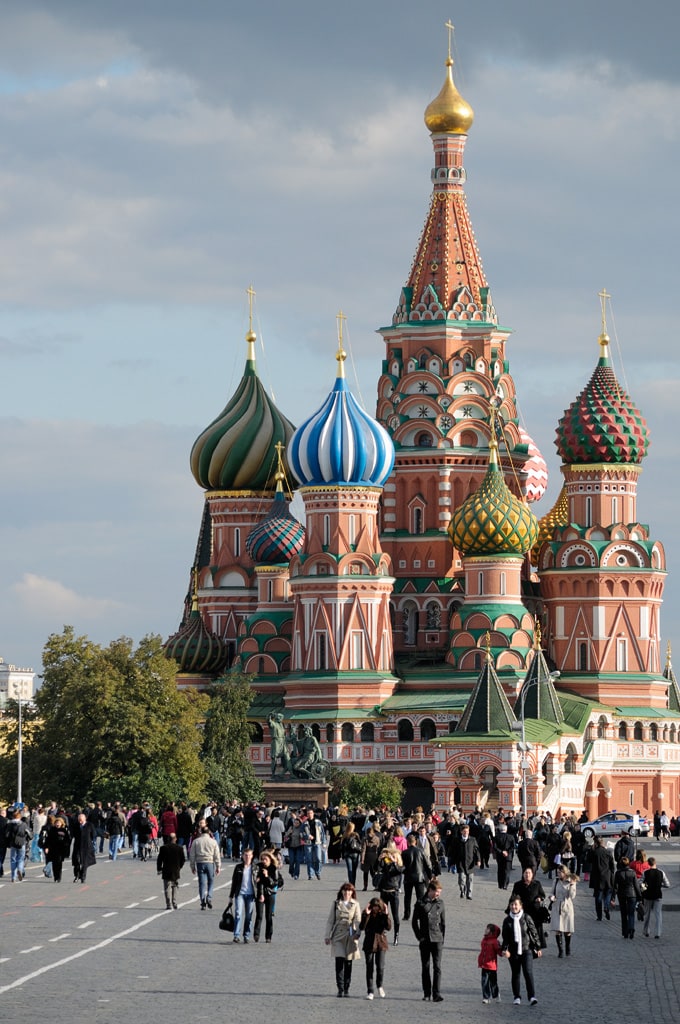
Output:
top-left (164, 41), bottom-right (680, 819)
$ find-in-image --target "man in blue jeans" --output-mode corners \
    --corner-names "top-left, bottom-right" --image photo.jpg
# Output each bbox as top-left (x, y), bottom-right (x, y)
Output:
top-left (230, 847), bottom-right (255, 942)
top-left (189, 820), bottom-right (221, 910)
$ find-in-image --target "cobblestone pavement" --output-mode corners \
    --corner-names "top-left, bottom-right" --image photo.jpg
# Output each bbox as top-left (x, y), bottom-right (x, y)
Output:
top-left (1, 841), bottom-right (678, 1023)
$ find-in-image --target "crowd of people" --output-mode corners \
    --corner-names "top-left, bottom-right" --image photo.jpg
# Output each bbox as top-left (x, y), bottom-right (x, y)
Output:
top-left (0, 798), bottom-right (674, 1003)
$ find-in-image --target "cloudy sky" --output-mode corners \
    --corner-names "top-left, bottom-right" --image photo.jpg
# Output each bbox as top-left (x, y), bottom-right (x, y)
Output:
top-left (0, 1), bottom-right (678, 679)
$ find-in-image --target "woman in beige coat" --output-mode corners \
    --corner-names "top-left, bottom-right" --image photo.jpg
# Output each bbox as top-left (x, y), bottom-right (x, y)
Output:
top-left (325, 881), bottom-right (362, 997)
top-left (550, 866), bottom-right (577, 957)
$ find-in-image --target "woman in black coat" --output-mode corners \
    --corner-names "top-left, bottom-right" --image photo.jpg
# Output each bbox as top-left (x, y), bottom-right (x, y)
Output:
top-left (509, 867), bottom-right (547, 948)
top-left (44, 816), bottom-right (71, 883)
top-left (71, 813), bottom-right (97, 883)
top-left (360, 898), bottom-right (391, 999)
top-left (614, 856), bottom-right (642, 939)
top-left (501, 897), bottom-right (542, 1005)
top-left (253, 850), bottom-right (283, 943)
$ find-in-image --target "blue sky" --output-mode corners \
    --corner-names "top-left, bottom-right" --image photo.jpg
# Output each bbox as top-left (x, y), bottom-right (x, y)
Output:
top-left (0, 1), bottom-right (678, 677)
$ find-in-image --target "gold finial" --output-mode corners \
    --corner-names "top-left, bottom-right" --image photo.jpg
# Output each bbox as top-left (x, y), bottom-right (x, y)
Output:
top-left (485, 630), bottom-right (492, 662)
top-left (246, 284), bottom-right (257, 358)
top-left (336, 310), bottom-right (347, 379)
top-left (534, 620), bottom-right (542, 651)
top-left (598, 288), bottom-right (611, 352)
top-left (274, 441), bottom-right (285, 493)
top-left (445, 19), bottom-right (455, 62)
top-left (666, 640), bottom-right (672, 670)
top-left (488, 403), bottom-right (499, 463)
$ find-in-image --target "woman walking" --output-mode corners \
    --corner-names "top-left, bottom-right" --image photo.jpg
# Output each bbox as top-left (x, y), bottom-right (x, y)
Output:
top-left (43, 815), bottom-right (71, 883)
top-left (550, 866), bottom-right (577, 957)
top-left (501, 897), bottom-right (542, 1006)
top-left (325, 882), bottom-right (362, 997)
top-left (360, 826), bottom-right (382, 891)
top-left (360, 897), bottom-right (391, 999)
top-left (509, 866), bottom-right (548, 948)
top-left (376, 841), bottom-right (404, 945)
top-left (253, 850), bottom-right (283, 943)
top-left (341, 823), bottom-right (362, 886)
top-left (614, 856), bottom-right (642, 939)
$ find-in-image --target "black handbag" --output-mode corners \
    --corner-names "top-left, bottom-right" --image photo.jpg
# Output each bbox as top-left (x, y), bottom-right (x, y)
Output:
top-left (219, 902), bottom-right (235, 932)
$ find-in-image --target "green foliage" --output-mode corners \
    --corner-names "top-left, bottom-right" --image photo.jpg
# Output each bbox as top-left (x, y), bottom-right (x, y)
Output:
top-left (0, 627), bottom-right (208, 807)
top-left (328, 769), bottom-right (405, 811)
top-left (200, 672), bottom-right (263, 804)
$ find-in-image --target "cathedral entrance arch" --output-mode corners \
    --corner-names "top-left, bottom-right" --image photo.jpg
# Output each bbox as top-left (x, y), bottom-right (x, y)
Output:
top-left (401, 776), bottom-right (434, 813)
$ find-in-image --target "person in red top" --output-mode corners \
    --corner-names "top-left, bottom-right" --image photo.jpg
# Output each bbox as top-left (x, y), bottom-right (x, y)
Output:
top-left (630, 848), bottom-right (649, 880)
top-left (159, 802), bottom-right (178, 838)
top-left (477, 923), bottom-right (502, 1004)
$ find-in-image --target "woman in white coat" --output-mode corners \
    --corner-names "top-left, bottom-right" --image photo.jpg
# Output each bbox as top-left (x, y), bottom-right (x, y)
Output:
top-left (325, 881), bottom-right (362, 997)
top-left (550, 866), bottom-right (577, 957)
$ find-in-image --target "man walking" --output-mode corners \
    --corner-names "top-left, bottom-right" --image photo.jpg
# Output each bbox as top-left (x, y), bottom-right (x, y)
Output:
top-left (306, 808), bottom-right (324, 880)
top-left (452, 822), bottom-right (480, 900)
top-left (642, 856), bottom-right (671, 939)
top-left (189, 819), bottom-right (221, 910)
top-left (157, 833), bottom-right (186, 909)
top-left (412, 880), bottom-right (446, 1002)
top-left (402, 833), bottom-right (430, 920)
top-left (230, 847), bottom-right (256, 943)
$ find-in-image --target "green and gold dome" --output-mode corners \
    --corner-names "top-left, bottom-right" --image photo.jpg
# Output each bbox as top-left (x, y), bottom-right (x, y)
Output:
top-left (190, 318), bottom-right (297, 492)
top-left (531, 487), bottom-right (569, 564)
top-left (449, 433), bottom-right (539, 556)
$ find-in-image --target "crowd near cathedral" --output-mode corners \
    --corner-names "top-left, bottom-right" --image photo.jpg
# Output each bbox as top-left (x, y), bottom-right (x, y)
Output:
top-left (163, 37), bottom-right (680, 820)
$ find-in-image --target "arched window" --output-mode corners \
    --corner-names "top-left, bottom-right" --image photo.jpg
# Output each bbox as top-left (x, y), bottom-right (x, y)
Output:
top-left (564, 743), bottom-right (578, 773)
top-left (341, 722), bottom-right (355, 743)
top-left (326, 723), bottom-right (335, 743)
top-left (633, 721), bottom-right (644, 741)
top-left (671, 724), bottom-right (677, 743)
top-left (448, 720), bottom-right (457, 734)
top-left (597, 715), bottom-right (608, 739)
top-left (420, 718), bottom-right (436, 742)
top-left (417, 432), bottom-right (433, 448)
top-left (250, 722), bottom-right (264, 743)
top-left (618, 722), bottom-right (628, 740)
top-left (650, 723), bottom-right (658, 741)
top-left (360, 722), bottom-right (375, 742)
top-left (426, 602), bottom-right (440, 630)
top-left (413, 507), bottom-right (424, 534)
top-left (397, 718), bottom-right (414, 741)
top-left (311, 723), bottom-right (321, 741)
top-left (234, 527), bottom-right (241, 557)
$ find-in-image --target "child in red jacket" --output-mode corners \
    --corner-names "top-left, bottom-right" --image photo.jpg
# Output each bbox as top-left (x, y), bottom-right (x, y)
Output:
top-left (478, 923), bottom-right (502, 1003)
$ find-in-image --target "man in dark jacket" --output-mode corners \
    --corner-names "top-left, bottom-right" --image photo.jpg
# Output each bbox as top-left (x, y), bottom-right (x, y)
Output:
top-left (6, 809), bottom-right (32, 883)
top-left (613, 832), bottom-right (636, 865)
top-left (157, 833), bottom-right (186, 909)
top-left (402, 833), bottom-right (430, 920)
top-left (494, 823), bottom-right (516, 890)
top-left (589, 837), bottom-right (615, 921)
top-left (516, 829), bottom-right (541, 873)
top-left (452, 823), bottom-right (480, 900)
top-left (72, 812), bottom-right (96, 884)
top-left (0, 806), bottom-right (9, 877)
top-left (614, 856), bottom-right (642, 939)
top-left (412, 880), bottom-right (446, 1002)
top-left (641, 856), bottom-right (670, 939)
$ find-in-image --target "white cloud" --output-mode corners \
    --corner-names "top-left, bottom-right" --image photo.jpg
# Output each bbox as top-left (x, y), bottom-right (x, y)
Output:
top-left (13, 573), bottom-right (121, 619)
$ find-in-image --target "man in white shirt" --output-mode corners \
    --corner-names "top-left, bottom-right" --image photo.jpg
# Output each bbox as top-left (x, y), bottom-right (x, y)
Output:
top-left (189, 820), bottom-right (221, 910)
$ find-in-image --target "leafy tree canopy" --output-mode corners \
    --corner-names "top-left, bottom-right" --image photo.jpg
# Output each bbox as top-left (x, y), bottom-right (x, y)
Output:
top-left (0, 627), bottom-right (208, 807)
top-left (328, 768), bottom-right (404, 811)
top-left (201, 671), bottom-right (263, 804)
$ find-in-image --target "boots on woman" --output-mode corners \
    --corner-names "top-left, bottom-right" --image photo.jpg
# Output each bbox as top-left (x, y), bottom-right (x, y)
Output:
top-left (556, 934), bottom-right (563, 958)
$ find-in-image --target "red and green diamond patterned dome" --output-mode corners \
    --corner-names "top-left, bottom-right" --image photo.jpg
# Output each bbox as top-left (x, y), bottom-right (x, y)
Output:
top-left (555, 338), bottom-right (650, 466)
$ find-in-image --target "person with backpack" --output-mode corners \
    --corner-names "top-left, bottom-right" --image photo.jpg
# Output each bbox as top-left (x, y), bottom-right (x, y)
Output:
top-left (641, 855), bottom-right (671, 939)
top-left (7, 809), bottom-right (32, 882)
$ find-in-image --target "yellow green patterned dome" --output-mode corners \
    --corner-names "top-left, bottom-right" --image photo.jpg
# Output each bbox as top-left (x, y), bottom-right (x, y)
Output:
top-left (531, 486), bottom-right (569, 564)
top-left (449, 437), bottom-right (539, 556)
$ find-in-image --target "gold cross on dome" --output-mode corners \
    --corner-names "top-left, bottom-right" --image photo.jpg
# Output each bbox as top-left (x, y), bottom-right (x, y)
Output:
top-left (445, 19), bottom-right (455, 60)
top-left (246, 284), bottom-right (256, 332)
top-left (336, 309), bottom-right (346, 347)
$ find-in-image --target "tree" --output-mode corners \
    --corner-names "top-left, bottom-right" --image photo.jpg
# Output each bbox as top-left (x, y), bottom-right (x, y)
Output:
top-left (328, 769), bottom-right (404, 811)
top-left (201, 671), bottom-right (263, 803)
top-left (0, 627), bottom-right (208, 807)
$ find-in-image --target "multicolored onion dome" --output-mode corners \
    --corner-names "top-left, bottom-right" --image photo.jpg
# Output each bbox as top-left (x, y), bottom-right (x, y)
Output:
top-left (289, 347), bottom-right (394, 488)
top-left (245, 487), bottom-right (305, 565)
top-left (449, 437), bottom-right (539, 556)
top-left (531, 487), bottom-right (569, 564)
top-left (190, 331), bottom-right (296, 491)
top-left (164, 604), bottom-right (228, 674)
top-left (424, 57), bottom-right (474, 134)
top-left (555, 337), bottom-right (650, 465)
top-left (518, 428), bottom-right (548, 504)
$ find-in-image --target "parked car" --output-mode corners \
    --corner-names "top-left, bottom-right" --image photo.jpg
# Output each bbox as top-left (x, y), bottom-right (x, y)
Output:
top-left (580, 811), bottom-right (650, 839)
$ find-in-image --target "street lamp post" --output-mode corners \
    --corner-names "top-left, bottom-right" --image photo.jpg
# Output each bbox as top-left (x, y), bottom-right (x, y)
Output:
top-left (11, 681), bottom-right (23, 806)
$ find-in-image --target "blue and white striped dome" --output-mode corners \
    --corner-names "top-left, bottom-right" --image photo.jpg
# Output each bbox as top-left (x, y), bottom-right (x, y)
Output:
top-left (289, 355), bottom-right (394, 487)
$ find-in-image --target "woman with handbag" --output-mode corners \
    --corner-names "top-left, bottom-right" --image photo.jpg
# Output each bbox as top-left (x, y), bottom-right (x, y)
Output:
top-left (500, 897), bottom-right (542, 1006)
top-left (549, 866), bottom-right (577, 957)
top-left (325, 882), bottom-right (362, 997)
top-left (360, 897), bottom-right (391, 999)
top-left (375, 841), bottom-right (404, 946)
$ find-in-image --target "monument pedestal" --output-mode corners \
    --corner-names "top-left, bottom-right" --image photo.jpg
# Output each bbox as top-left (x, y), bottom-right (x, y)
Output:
top-left (263, 780), bottom-right (332, 809)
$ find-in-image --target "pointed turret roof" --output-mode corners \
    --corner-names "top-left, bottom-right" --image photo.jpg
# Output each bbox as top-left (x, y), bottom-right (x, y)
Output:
top-left (664, 643), bottom-right (680, 713)
top-left (457, 641), bottom-right (516, 734)
top-left (515, 629), bottom-right (564, 726)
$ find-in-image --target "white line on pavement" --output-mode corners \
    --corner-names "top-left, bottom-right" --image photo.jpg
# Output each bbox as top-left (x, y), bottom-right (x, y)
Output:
top-left (125, 902), bottom-right (139, 908)
top-left (102, 912), bottom-right (118, 918)
top-left (19, 947), bottom-right (42, 954)
top-left (49, 935), bottom-right (70, 942)
top-left (142, 896), bottom-right (157, 902)
top-left (77, 922), bottom-right (95, 929)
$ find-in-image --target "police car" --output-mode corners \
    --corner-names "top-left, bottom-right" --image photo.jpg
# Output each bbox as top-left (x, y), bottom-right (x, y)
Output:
top-left (580, 811), bottom-right (650, 839)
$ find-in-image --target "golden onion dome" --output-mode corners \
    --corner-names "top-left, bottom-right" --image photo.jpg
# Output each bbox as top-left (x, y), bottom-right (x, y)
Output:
top-left (424, 58), bottom-right (474, 135)
top-left (448, 436), bottom-right (538, 557)
top-left (531, 487), bottom-right (569, 565)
